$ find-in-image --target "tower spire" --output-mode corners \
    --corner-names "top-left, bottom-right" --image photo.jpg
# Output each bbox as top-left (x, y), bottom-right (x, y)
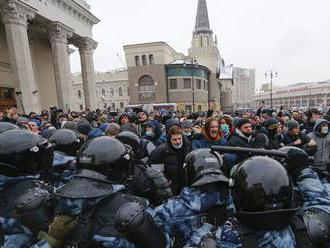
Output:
top-left (194, 0), bottom-right (212, 35)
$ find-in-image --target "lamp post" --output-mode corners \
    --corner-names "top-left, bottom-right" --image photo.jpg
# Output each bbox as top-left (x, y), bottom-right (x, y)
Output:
top-left (265, 71), bottom-right (278, 109)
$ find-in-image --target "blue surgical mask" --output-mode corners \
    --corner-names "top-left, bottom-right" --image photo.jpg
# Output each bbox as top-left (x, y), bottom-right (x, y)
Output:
top-left (146, 130), bottom-right (154, 137)
top-left (220, 124), bottom-right (230, 134)
top-left (321, 126), bottom-right (329, 135)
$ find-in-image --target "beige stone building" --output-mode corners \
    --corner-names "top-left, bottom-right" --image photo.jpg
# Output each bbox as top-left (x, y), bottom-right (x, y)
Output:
top-left (123, 0), bottom-right (223, 112)
top-left (0, 0), bottom-right (99, 113)
top-left (253, 80), bottom-right (330, 110)
top-left (231, 67), bottom-right (256, 109)
top-left (71, 68), bottom-right (130, 111)
top-left (219, 64), bottom-right (233, 111)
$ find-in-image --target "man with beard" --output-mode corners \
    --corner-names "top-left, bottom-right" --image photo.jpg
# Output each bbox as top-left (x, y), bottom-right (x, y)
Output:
top-left (192, 118), bottom-right (227, 150)
top-left (149, 126), bottom-right (192, 195)
top-left (225, 118), bottom-right (254, 165)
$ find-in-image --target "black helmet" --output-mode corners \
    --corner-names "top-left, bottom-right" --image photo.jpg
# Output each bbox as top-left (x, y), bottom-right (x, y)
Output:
top-left (49, 129), bottom-right (83, 156)
top-left (183, 149), bottom-right (229, 187)
top-left (0, 130), bottom-right (54, 176)
top-left (115, 131), bottom-right (141, 158)
top-left (231, 156), bottom-right (298, 230)
top-left (77, 136), bottom-right (133, 183)
top-left (0, 122), bottom-right (19, 133)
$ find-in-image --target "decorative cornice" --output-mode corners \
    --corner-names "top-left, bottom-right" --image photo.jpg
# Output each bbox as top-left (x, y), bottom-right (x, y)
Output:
top-left (0, 0), bottom-right (36, 27)
top-left (71, 36), bottom-right (98, 54)
top-left (48, 22), bottom-right (73, 44)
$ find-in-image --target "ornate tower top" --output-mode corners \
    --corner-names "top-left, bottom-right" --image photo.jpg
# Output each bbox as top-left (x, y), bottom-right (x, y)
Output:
top-left (194, 0), bottom-right (212, 35)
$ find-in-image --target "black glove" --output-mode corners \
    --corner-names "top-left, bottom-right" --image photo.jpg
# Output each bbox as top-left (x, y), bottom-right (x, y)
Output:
top-left (287, 148), bottom-right (309, 177)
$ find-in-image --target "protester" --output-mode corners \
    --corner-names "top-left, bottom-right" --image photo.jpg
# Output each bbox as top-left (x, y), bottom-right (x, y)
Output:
top-left (192, 117), bottom-right (226, 149)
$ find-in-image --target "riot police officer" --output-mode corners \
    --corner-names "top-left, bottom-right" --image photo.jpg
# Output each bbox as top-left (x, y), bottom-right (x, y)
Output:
top-left (0, 129), bottom-right (55, 247)
top-left (154, 148), bottom-right (232, 248)
top-left (116, 131), bottom-right (173, 206)
top-left (0, 121), bottom-right (19, 133)
top-left (185, 150), bottom-right (330, 248)
top-left (48, 129), bottom-right (83, 186)
top-left (40, 136), bottom-right (167, 248)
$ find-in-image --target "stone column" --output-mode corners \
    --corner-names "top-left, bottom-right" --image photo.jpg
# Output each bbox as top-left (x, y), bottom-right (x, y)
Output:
top-left (1, 0), bottom-right (41, 113)
top-left (48, 22), bottom-right (73, 110)
top-left (73, 37), bottom-right (97, 110)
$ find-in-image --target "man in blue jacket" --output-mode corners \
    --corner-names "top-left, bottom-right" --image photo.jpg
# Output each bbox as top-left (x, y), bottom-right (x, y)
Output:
top-left (192, 118), bottom-right (227, 150)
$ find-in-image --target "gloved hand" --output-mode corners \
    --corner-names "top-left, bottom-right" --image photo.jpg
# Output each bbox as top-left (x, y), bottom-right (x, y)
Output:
top-left (38, 215), bottom-right (78, 248)
top-left (286, 148), bottom-right (309, 177)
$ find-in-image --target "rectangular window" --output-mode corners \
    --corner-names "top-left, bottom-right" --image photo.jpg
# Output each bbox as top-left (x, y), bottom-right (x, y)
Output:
top-left (203, 81), bottom-right (206, 90)
top-left (142, 55), bottom-right (147, 65)
top-left (169, 79), bottom-right (177, 89)
top-left (184, 79), bottom-right (192, 89)
top-left (79, 104), bottom-right (83, 110)
top-left (120, 102), bottom-right (124, 108)
top-left (196, 79), bottom-right (202, 89)
top-left (149, 54), bottom-right (154, 65)
top-left (185, 105), bottom-right (192, 113)
top-left (135, 56), bottom-right (140, 66)
top-left (78, 90), bottom-right (82, 98)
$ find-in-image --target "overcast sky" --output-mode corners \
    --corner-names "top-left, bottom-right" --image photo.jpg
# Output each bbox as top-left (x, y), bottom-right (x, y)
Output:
top-left (70, 0), bottom-right (330, 88)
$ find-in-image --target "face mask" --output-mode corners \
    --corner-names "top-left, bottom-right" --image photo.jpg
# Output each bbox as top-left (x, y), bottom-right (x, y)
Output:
top-left (220, 124), bottom-right (230, 134)
top-left (321, 126), bottom-right (329, 134)
top-left (183, 131), bottom-right (192, 136)
top-left (173, 143), bottom-right (183, 149)
top-left (146, 130), bottom-right (154, 137)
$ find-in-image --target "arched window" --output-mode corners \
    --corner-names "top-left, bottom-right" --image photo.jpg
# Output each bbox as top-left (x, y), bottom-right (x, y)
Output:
top-left (119, 87), bottom-right (123, 96)
top-left (142, 55), bottom-right (147, 65)
top-left (135, 56), bottom-right (140, 66)
top-left (110, 88), bottom-right (114, 96)
top-left (149, 54), bottom-right (154, 65)
top-left (138, 75), bottom-right (155, 102)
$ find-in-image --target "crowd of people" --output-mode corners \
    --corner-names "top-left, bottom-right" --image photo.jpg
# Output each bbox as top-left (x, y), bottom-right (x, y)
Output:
top-left (0, 105), bottom-right (330, 247)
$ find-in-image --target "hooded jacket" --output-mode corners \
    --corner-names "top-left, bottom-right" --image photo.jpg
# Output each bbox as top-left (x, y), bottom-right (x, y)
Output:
top-left (308, 119), bottom-right (330, 170)
top-left (142, 119), bottom-right (162, 146)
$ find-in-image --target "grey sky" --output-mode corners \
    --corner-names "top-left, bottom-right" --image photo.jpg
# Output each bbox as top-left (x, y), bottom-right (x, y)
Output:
top-left (70, 0), bottom-right (330, 88)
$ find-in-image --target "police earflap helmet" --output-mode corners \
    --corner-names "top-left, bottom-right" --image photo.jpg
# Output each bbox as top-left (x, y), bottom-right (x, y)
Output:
top-left (115, 131), bottom-right (141, 158)
top-left (0, 129), bottom-right (54, 176)
top-left (0, 122), bottom-right (19, 133)
top-left (277, 146), bottom-right (308, 169)
top-left (77, 136), bottom-right (133, 184)
top-left (231, 156), bottom-right (298, 230)
top-left (183, 149), bottom-right (229, 187)
top-left (49, 129), bottom-right (83, 156)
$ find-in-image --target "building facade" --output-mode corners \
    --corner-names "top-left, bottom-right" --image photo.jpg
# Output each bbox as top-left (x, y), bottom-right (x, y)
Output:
top-left (0, 0), bottom-right (99, 113)
top-left (123, 0), bottom-right (223, 112)
top-left (253, 80), bottom-right (330, 110)
top-left (219, 64), bottom-right (233, 112)
top-left (71, 68), bottom-right (130, 111)
top-left (188, 0), bottom-right (222, 110)
top-left (231, 67), bottom-right (255, 109)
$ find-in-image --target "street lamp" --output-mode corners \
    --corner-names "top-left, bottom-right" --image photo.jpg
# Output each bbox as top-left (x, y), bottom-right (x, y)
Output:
top-left (265, 71), bottom-right (278, 109)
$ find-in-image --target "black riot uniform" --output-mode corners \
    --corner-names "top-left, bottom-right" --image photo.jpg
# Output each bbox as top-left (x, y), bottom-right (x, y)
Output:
top-left (42, 136), bottom-right (167, 248)
top-left (0, 129), bottom-right (55, 247)
top-left (116, 131), bottom-right (172, 206)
